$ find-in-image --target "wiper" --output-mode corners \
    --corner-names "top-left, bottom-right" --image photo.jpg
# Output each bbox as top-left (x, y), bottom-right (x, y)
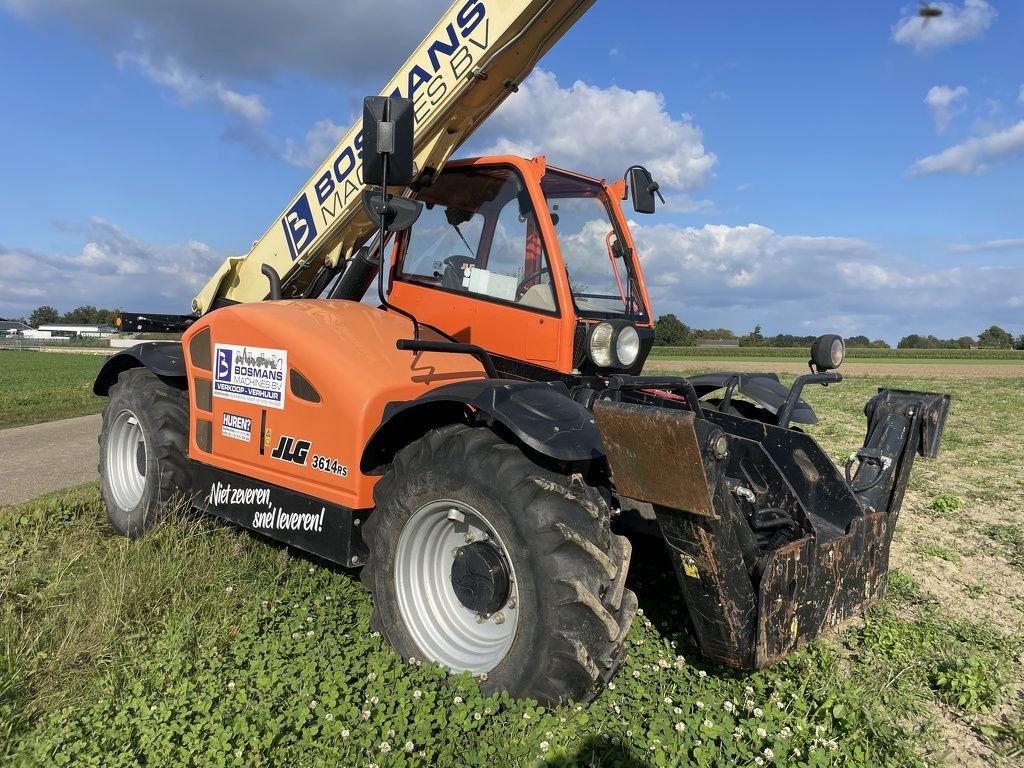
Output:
top-left (445, 207), bottom-right (477, 259)
top-left (452, 223), bottom-right (476, 259)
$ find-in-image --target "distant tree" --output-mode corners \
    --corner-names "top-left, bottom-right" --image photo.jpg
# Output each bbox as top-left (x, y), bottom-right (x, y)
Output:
top-left (61, 305), bottom-right (117, 325)
top-left (1014, 334), bottom-right (1024, 351)
top-left (897, 334), bottom-right (924, 349)
top-left (654, 314), bottom-right (691, 346)
top-left (977, 325), bottom-right (1014, 349)
top-left (845, 335), bottom-right (871, 348)
top-left (766, 333), bottom-right (816, 348)
top-left (957, 336), bottom-right (975, 349)
top-left (740, 324), bottom-right (765, 347)
top-left (693, 327), bottom-right (736, 341)
top-left (28, 305), bottom-right (60, 327)
top-left (869, 339), bottom-right (891, 349)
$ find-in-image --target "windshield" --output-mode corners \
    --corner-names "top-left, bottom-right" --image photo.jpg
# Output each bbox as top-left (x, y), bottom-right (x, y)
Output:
top-left (541, 170), bottom-right (648, 322)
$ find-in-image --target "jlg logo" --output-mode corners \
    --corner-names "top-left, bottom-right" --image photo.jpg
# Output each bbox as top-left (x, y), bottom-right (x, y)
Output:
top-left (271, 435), bottom-right (311, 466)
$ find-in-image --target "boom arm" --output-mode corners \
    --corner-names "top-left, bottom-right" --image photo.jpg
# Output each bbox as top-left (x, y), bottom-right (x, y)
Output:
top-left (192, 0), bottom-right (596, 315)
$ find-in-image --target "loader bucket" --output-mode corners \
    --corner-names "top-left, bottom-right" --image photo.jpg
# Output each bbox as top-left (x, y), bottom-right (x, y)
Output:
top-left (593, 387), bottom-right (950, 668)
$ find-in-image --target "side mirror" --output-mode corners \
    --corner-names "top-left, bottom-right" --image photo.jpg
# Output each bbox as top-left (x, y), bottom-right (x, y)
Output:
top-left (626, 165), bottom-right (663, 214)
top-left (360, 95), bottom-right (422, 233)
top-left (362, 96), bottom-right (415, 186)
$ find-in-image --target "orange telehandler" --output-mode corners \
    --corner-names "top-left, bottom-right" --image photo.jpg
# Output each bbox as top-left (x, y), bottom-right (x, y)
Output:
top-left (95, 0), bottom-right (950, 705)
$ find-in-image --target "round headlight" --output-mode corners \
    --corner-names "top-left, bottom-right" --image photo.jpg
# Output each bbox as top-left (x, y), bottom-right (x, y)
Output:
top-left (589, 322), bottom-right (615, 367)
top-left (829, 337), bottom-right (845, 368)
top-left (810, 333), bottom-right (845, 371)
top-left (615, 325), bottom-right (640, 367)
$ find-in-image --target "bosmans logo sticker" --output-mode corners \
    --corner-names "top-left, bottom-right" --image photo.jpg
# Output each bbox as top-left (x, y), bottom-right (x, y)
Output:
top-left (281, 193), bottom-right (317, 260)
top-left (213, 344), bottom-right (287, 410)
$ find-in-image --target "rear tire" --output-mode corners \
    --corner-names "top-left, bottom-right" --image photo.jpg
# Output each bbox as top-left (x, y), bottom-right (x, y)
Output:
top-left (361, 425), bottom-right (637, 706)
top-left (98, 367), bottom-right (191, 538)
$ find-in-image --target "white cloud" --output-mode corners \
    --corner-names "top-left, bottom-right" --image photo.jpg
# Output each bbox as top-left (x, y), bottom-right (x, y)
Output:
top-left (0, 219), bottom-right (223, 319)
top-left (925, 84), bottom-right (968, 131)
top-left (0, 0), bottom-right (449, 83)
top-left (468, 69), bottom-right (717, 197)
top-left (892, 0), bottom-right (997, 54)
top-left (909, 120), bottom-right (1024, 175)
top-left (284, 118), bottom-right (349, 168)
top-left (947, 238), bottom-right (1024, 253)
top-left (630, 221), bottom-right (1023, 341)
top-left (115, 49), bottom-right (273, 152)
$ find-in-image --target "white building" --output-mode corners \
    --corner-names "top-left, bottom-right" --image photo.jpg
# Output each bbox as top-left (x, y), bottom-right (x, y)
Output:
top-left (37, 323), bottom-right (117, 338)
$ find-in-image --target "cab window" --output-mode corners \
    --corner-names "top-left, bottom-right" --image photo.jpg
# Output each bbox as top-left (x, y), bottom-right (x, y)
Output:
top-left (398, 167), bottom-right (556, 313)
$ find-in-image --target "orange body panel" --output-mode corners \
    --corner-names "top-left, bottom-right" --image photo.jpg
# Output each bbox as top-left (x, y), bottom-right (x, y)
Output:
top-left (182, 300), bottom-right (485, 510)
top-left (388, 280), bottom-right (566, 368)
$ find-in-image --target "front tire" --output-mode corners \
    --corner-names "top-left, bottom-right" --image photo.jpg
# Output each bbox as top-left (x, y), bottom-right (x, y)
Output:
top-left (98, 367), bottom-right (191, 538)
top-left (361, 425), bottom-right (637, 705)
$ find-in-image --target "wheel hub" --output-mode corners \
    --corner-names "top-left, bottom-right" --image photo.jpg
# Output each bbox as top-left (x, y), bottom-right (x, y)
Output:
top-left (451, 541), bottom-right (511, 615)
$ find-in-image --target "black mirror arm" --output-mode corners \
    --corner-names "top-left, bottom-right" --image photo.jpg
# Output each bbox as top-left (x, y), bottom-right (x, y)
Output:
top-left (647, 180), bottom-right (666, 204)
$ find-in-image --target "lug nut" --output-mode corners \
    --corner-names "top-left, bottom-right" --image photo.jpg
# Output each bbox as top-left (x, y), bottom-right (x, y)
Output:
top-left (493, 612), bottom-right (505, 625)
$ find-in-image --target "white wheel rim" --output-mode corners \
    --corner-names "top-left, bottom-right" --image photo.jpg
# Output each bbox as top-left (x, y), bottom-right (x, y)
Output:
top-left (107, 409), bottom-right (147, 510)
top-left (394, 499), bottom-right (519, 674)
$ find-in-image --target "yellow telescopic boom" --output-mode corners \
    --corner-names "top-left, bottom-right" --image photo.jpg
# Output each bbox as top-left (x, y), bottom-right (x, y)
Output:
top-left (192, 0), bottom-right (595, 315)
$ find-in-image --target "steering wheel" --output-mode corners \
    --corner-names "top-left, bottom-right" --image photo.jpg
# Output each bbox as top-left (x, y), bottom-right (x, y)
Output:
top-left (515, 267), bottom-right (551, 299)
top-left (438, 255), bottom-right (476, 289)
top-left (443, 255), bottom-right (476, 269)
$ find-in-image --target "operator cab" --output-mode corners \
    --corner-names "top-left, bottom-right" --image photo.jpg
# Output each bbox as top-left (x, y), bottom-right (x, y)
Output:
top-left (388, 156), bottom-right (656, 379)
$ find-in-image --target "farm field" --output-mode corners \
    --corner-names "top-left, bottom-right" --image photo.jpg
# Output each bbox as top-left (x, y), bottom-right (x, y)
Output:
top-left (1, 364), bottom-right (1022, 767)
top-left (0, 351), bottom-right (106, 429)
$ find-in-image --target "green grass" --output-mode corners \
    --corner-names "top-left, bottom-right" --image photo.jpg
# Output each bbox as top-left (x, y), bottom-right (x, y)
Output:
top-left (2, 372), bottom-right (1023, 765)
top-left (0, 486), bottom-right (943, 767)
top-left (0, 351), bottom-right (106, 429)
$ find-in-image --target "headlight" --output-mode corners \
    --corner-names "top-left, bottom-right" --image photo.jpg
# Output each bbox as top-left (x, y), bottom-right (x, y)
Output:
top-left (615, 325), bottom-right (640, 367)
top-left (588, 321), bottom-right (642, 369)
top-left (810, 334), bottom-right (844, 371)
top-left (589, 322), bottom-right (615, 367)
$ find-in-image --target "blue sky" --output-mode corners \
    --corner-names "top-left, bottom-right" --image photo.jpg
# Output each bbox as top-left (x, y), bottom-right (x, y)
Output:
top-left (0, 0), bottom-right (1020, 343)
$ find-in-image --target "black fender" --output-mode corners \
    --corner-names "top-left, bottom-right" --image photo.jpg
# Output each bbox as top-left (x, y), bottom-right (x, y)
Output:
top-left (361, 379), bottom-right (604, 474)
top-left (687, 372), bottom-right (817, 425)
top-left (93, 341), bottom-right (187, 396)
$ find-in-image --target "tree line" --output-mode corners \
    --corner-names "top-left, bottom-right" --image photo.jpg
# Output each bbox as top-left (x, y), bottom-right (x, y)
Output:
top-left (12, 305), bottom-right (1024, 350)
top-left (20, 305), bottom-right (118, 328)
top-left (654, 314), bottom-right (1024, 350)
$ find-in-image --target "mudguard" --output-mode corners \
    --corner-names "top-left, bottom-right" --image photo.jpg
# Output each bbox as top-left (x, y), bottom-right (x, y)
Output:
top-left (93, 341), bottom-right (186, 396)
top-left (362, 379), bottom-right (604, 473)
top-left (688, 372), bottom-right (817, 425)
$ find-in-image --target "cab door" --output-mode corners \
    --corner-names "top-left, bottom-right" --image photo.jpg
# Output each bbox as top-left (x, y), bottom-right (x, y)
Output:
top-left (387, 163), bottom-right (567, 372)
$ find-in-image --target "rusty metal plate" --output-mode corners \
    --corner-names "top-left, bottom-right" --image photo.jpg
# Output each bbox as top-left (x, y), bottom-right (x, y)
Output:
top-left (754, 510), bottom-right (891, 667)
top-left (593, 401), bottom-right (715, 517)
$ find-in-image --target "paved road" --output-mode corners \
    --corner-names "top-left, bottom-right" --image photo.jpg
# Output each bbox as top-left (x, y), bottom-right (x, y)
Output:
top-left (0, 414), bottom-right (101, 506)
